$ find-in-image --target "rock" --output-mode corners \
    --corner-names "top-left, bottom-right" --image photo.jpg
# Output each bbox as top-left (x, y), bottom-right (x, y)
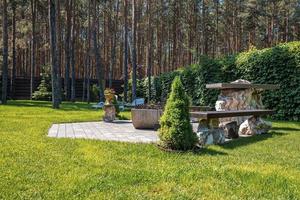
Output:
top-left (238, 116), bottom-right (272, 135)
top-left (212, 128), bottom-right (226, 144)
top-left (220, 121), bottom-right (239, 138)
top-left (197, 129), bottom-right (225, 146)
top-left (231, 79), bottom-right (251, 84)
top-left (197, 130), bottom-right (214, 146)
top-left (197, 119), bottom-right (225, 146)
top-left (215, 100), bottom-right (226, 111)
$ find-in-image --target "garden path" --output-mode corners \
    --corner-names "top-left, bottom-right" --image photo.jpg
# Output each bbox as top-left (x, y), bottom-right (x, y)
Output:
top-left (48, 120), bottom-right (199, 143)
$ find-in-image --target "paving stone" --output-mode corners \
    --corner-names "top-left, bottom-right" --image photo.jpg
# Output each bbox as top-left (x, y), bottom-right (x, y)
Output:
top-left (48, 120), bottom-right (159, 143)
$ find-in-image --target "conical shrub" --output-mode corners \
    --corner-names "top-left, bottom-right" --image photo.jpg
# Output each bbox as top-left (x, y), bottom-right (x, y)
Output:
top-left (158, 76), bottom-right (198, 150)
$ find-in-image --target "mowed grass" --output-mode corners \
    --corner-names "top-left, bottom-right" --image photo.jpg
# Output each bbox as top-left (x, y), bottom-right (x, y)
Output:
top-left (0, 100), bottom-right (300, 199)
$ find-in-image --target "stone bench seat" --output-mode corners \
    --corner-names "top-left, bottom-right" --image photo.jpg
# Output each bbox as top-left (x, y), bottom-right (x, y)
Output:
top-left (190, 109), bottom-right (275, 120)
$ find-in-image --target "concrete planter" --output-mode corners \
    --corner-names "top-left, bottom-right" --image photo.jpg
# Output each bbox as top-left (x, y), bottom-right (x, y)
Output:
top-left (131, 108), bottom-right (163, 129)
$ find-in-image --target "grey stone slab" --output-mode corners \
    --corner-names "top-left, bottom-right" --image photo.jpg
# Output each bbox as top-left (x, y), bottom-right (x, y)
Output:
top-left (48, 121), bottom-right (159, 143)
top-left (57, 124), bottom-right (66, 138)
top-left (48, 124), bottom-right (58, 137)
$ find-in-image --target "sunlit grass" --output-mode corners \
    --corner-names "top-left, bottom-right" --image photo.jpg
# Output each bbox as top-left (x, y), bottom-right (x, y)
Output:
top-left (0, 100), bottom-right (299, 199)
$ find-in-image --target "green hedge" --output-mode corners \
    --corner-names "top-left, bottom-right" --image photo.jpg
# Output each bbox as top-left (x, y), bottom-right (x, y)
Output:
top-left (131, 42), bottom-right (300, 120)
top-left (236, 42), bottom-right (300, 120)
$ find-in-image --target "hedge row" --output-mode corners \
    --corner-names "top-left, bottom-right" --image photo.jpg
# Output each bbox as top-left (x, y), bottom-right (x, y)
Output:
top-left (133, 42), bottom-right (300, 121)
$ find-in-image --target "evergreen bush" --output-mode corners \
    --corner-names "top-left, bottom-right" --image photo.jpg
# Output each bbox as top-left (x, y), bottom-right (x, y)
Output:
top-left (32, 65), bottom-right (52, 101)
top-left (159, 76), bottom-right (198, 150)
top-left (90, 84), bottom-right (99, 102)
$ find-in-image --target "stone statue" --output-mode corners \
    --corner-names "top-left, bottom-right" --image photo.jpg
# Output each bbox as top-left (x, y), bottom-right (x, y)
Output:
top-left (103, 88), bottom-right (116, 122)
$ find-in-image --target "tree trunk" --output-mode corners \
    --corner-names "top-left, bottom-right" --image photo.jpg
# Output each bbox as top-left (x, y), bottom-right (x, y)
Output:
top-left (147, 1), bottom-right (153, 103)
top-left (30, 0), bottom-right (37, 99)
top-left (70, 0), bottom-right (76, 102)
top-left (2, 0), bottom-right (8, 104)
top-left (86, 0), bottom-right (91, 103)
top-left (93, 0), bottom-right (104, 102)
top-left (11, 3), bottom-right (17, 99)
top-left (213, 0), bottom-right (219, 57)
top-left (56, 0), bottom-right (62, 102)
top-left (49, 0), bottom-right (60, 108)
top-left (202, 0), bottom-right (208, 55)
top-left (131, 0), bottom-right (137, 101)
top-left (64, 0), bottom-right (72, 101)
top-left (123, 0), bottom-right (129, 102)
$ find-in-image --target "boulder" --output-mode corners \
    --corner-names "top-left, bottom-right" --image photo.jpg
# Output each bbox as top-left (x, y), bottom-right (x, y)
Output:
top-left (197, 119), bottom-right (225, 146)
top-left (220, 121), bottom-right (239, 138)
top-left (238, 116), bottom-right (272, 135)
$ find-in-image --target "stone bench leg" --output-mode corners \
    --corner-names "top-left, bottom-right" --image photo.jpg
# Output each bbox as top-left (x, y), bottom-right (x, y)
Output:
top-left (196, 118), bottom-right (225, 146)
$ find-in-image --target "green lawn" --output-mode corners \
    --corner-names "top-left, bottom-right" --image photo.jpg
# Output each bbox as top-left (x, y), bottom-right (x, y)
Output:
top-left (0, 100), bottom-right (300, 199)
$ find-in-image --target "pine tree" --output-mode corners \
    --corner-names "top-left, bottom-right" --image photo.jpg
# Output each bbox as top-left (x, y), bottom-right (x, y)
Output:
top-left (1, 0), bottom-right (8, 104)
top-left (49, 0), bottom-right (60, 108)
top-left (159, 76), bottom-right (198, 150)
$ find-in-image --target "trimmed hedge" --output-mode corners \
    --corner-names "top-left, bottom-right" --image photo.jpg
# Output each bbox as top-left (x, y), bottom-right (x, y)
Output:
top-left (236, 42), bottom-right (300, 120)
top-left (133, 42), bottom-right (300, 121)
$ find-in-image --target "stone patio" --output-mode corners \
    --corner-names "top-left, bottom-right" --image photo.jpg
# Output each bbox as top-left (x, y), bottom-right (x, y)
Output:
top-left (48, 120), bottom-right (198, 143)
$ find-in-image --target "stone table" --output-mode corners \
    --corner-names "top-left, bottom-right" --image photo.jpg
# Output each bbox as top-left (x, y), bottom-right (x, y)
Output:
top-left (206, 79), bottom-right (279, 136)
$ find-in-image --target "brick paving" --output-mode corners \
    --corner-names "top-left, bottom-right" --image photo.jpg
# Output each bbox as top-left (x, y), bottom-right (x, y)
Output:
top-left (48, 120), bottom-right (199, 143)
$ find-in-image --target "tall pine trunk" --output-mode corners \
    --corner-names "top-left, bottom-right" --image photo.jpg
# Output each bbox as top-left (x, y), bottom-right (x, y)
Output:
top-left (11, 3), bottom-right (17, 99)
top-left (86, 0), bottom-right (91, 103)
top-left (70, 0), bottom-right (76, 102)
top-left (2, 0), bottom-right (8, 104)
top-left (49, 0), bottom-right (60, 108)
top-left (131, 0), bottom-right (137, 101)
top-left (147, 1), bottom-right (153, 103)
top-left (56, 0), bottom-right (62, 102)
top-left (123, 0), bottom-right (129, 102)
top-left (30, 0), bottom-right (37, 99)
top-left (93, 0), bottom-right (104, 102)
top-left (64, 0), bottom-right (71, 101)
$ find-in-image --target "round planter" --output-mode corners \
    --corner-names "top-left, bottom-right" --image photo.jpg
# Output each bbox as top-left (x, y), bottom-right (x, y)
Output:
top-left (131, 108), bottom-right (163, 129)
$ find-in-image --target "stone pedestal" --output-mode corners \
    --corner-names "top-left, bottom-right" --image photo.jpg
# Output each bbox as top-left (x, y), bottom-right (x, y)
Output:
top-left (103, 105), bottom-right (116, 122)
top-left (196, 119), bottom-right (225, 146)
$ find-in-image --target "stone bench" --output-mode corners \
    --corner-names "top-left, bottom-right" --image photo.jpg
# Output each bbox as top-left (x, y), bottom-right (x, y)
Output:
top-left (190, 109), bottom-right (275, 146)
top-left (190, 109), bottom-right (274, 119)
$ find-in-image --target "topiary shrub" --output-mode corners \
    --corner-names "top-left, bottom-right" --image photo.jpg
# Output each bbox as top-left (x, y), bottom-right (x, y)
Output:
top-left (158, 76), bottom-right (198, 150)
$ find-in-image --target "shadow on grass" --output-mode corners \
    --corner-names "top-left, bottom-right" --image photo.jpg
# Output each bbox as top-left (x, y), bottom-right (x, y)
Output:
top-left (194, 148), bottom-right (228, 156)
top-left (8, 100), bottom-right (52, 108)
top-left (221, 131), bottom-right (285, 149)
top-left (7, 100), bottom-right (98, 112)
top-left (271, 127), bottom-right (300, 132)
